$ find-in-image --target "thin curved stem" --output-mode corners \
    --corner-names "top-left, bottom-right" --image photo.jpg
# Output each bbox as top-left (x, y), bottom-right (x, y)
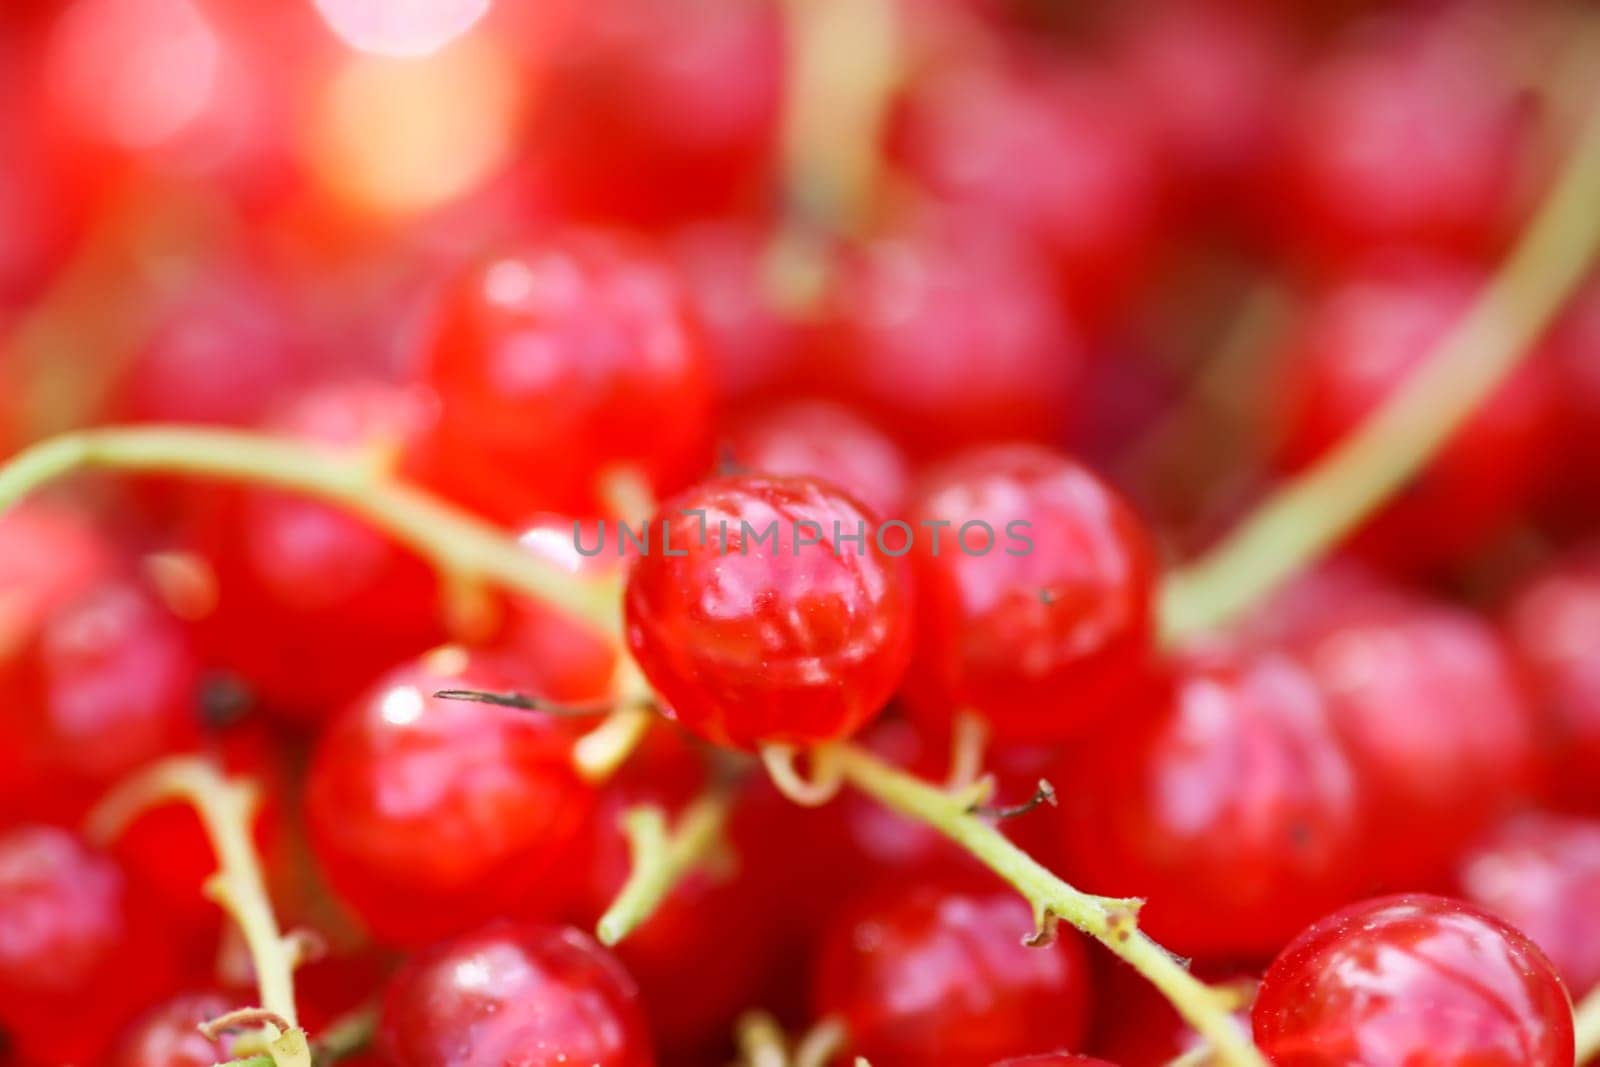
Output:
top-left (1576, 984), bottom-right (1600, 1065)
top-left (761, 744), bottom-right (845, 807)
top-left (0, 426), bottom-right (618, 637)
top-left (596, 789), bottom-right (732, 947)
top-left (1160, 99), bottom-right (1600, 644)
top-left (573, 655), bottom-right (658, 782)
top-left (833, 745), bottom-right (1267, 1067)
top-left (88, 758), bottom-right (311, 1067)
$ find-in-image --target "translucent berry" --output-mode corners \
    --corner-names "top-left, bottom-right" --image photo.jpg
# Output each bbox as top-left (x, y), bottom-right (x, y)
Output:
top-left (722, 399), bottom-right (911, 521)
top-left (1253, 894), bottom-right (1574, 1066)
top-left (378, 922), bottom-right (654, 1067)
top-left (902, 444), bottom-right (1157, 744)
top-left (624, 474), bottom-right (914, 750)
top-left (812, 869), bottom-right (1094, 1067)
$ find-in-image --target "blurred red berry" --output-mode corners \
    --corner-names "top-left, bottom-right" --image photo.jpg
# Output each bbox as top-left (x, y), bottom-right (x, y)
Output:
top-left (722, 399), bottom-right (911, 520)
top-left (902, 444), bottom-right (1157, 744)
top-left (624, 474), bottom-right (914, 750)
top-left (0, 826), bottom-right (180, 1064)
top-left (107, 990), bottom-right (239, 1067)
top-left (410, 231), bottom-right (714, 523)
top-left (1270, 257), bottom-right (1553, 572)
top-left (811, 215), bottom-right (1084, 458)
top-left (305, 651), bottom-right (597, 945)
top-left (1504, 547), bottom-right (1600, 810)
top-left (379, 921), bottom-right (655, 1067)
top-left (180, 380), bottom-right (445, 720)
top-left (813, 869), bottom-right (1094, 1067)
top-left (527, 0), bottom-right (781, 225)
top-left (1457, 812), bottom-right (1600, 999)
top-left (1058, 644), bottom-right (1367, 958)
top-left (1253, 894), bottom-right (1574, 1066)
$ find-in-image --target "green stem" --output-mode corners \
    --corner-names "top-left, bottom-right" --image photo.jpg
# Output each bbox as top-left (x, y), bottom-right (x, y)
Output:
top-left (1159, 100), bottom-right (1600, 645)
top-left (0, 426), bottom-right (618, 637)
top-left (1576, 984), bottom-right (1600, 1065)
top-left (596, 790), bottom-right (732, 946)
top-left (88, 759), bottom-right (311, 1067)
top-left (833, 745), bottom-right (1266, 1067)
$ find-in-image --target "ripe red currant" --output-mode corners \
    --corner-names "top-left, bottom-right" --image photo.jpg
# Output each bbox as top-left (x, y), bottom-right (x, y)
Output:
top-left (1271, 5), bottom-right (1541, 262)
top-left (1058, 644), bottom-right (1366, 958)
top-left (810, 213), bottom-right (1084, 458)
top-left (624, 474), bottom-right (914, 750)
top-left (888, 51), bottom-right (1162, 325)
top-left (409, 230), bottom-right (714, 523)
top-left (1279, 581), bottom-right (1536, 886)
top-left (812, 869), bottom-right (1094, 1067)
top-left (526, 0), bottom-right (781, 225)
top-left (1253, 894), bottom-right (1574, 1066)
top-left (0, 575), bottom-right (201, 825)
top-left (1270, 256), bottom-right (1553, 572)
top-left (107, 991), bottom-right (238, 1067)
top-left (180, 380), bottom-right (445, 720)
top-left (0, 826), bottom-right (179, 1064)
top-left (1502, 547), bottom-right (1600, 810)
top-left (722, 398), bottom-right (911, 521)
top-left (378, 921), bottom-right (654, 1067)
top-left (1457, 812), bottom-right (1600, 998)
top-left (305, 650), bottom-right (597, 945)
top-left (901, 444), bottom-right (1157, 744)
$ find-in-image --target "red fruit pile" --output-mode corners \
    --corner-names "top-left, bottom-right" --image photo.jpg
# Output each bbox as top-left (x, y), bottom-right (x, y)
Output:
top-left (1, 1), bottom-right (1598, 1065)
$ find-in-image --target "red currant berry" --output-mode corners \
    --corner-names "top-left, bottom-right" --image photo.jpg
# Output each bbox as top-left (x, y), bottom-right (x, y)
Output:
top-left (624, 474), bottom-right (914, 750)
top-left (901, 444), bottom-right (1158, 744)
top-left (1107, 0), bottom-right (1292, 218)
top-left (811, 214), bottom-right (1084, 458)
top-left (812, 869), bottom-right (1094, 1067)
top-left (1058, 644), bottom-right (1367, 958)
top-left (410, 231), bottom-right (713, 523)
top-left (1457, 812), bottom-right (1600, 998)
top-left (1502, 547), bottom-right (1600, 810)
top-left (992, 1058), bottom-right (1119, 1067)
top-left (1271, 6), bottom-right (1541, 262)
top-left (888, 51), bottom-right (1162, 326)
top-left (664, 220), bottom-right (807, 406)
top-left (1545, 280), bottom-right (1600, 512)
top-left (0, 826), bottom-right (179, 1064)
top-left (180, 380), bottom-right (445, 720)
top-left (305, 650), bottom-right (597, 945)
top-left (527, 0), bottom-right (781, 225)
top-left (722, 399), bottom-right (911, 521)
top-left (1280, 582), bottom-right (1536, 887)
top-left (1253, 894), bottom-right (1574, 1066)
top-left (107, 991), bottom-right (238, 1067)
top-left (0, 575), bottom-right (201, 825)
top-left (378, 922), bottom-right (654, 1067)
top-left (1270, 256), bottom-right (1553, 572)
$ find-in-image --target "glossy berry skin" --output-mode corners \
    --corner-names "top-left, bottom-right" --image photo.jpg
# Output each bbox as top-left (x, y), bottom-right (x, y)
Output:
top-left (1502, 548), bottom-right (1600, 810)
top-left (1252, 895), bottom-right (1574, 1066)
top-left (1280, 585), bottom-right (1535, 887)
top-left (108, 991), bottom-right (238, 1067)
top-left (624, 474), bottom-right (914, 750)
top-left (182, 380), bottom-right (446, 720)
top-left (901, 445), bottom-right (1157, 744)
top-left (0, 576), bottom-right (200, 825)
top-left (305, 651), bottom-right (597, 945)
top-left (378, 921), bottom-right (654, 1067)
top-left (812, 871), bottom-right (1094, 1067)
top-left (527, 0), bottom-right (781, 225)
top-left (0, 826), bottom-right (178, 1064)
top-left (722, 399), bottom-right (911, 521)
top-left (1271, 257), bottom-right (1552, 572)
top-left (992, 1058), bottom-right (1119, 1067)
top-left (812, 215), bottom-right (1084, 458)
top-left (1058, 644), bottom-right (1366, 958)
top-left (1457, 813), bottom-right (1600, 998)
top-left (410, 231), bottom-right (714, 523)
top-left (888, 53), bottom-right (1161, 326)
top-left (1272, 7), bottom-right (1540, 263)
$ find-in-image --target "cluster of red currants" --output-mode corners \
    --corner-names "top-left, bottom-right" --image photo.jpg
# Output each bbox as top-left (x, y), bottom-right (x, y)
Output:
top-left (3, 0), bottom-right (1600, 1065)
